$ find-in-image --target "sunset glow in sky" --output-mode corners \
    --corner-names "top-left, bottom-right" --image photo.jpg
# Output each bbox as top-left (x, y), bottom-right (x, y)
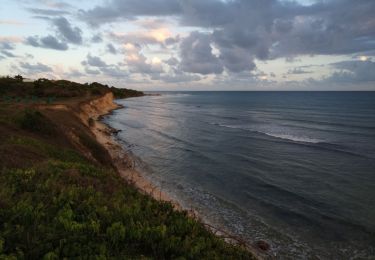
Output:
top-left (1, 0), bottom-right (375, 90)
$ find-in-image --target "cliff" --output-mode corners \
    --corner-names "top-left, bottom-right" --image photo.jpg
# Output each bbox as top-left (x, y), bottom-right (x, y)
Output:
top-left (0, 78), bottom-right (255, 259)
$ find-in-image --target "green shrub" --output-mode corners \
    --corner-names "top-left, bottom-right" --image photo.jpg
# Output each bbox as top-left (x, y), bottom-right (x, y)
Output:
top-left (16, 110), bottom-right (55, 135)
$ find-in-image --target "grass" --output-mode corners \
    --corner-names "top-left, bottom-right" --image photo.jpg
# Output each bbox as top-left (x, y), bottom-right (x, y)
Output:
top-left (0, 138), bottom-right (253, 259)
top-left (0, 76), bottom-right (255, 259)
top-left (16, 110), bottom-right (56, 135)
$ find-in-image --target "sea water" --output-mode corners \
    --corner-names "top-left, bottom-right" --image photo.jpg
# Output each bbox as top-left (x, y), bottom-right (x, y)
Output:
top-left (104, 92), bottom-right (375, 258)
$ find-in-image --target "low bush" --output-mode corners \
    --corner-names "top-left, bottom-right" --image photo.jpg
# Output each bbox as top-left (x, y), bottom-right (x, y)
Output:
top-left (16, 110), bottom-right (55, 135)
top-left (0, 156), bottom-right (253, 259)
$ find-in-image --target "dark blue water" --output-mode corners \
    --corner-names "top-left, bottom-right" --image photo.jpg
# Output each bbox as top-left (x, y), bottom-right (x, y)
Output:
top-left (104, 92), bottom-right (375, 258)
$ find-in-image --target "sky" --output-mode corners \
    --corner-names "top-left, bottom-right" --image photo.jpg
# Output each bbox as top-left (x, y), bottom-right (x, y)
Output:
top-left (1, 0), bottom-right (375, 91)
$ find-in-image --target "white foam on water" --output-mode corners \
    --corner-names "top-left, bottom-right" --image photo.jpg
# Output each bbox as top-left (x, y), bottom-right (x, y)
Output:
top-left (211, 123), bottom-right (323, 144)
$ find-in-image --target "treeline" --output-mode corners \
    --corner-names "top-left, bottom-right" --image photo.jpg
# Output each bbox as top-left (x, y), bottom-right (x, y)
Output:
top-left (0, 75), bottom-right (144, 99)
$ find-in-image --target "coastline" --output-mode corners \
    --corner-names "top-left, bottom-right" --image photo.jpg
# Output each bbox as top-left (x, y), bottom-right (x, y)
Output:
top-left (79, 93), bottom-right (181, 208)
top-left (0, 77), bottom-right (257, 259)
top-left (79, 93), bottom-right (263, 258)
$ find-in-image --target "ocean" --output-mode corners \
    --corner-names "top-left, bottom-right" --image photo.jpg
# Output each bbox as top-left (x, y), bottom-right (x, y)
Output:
top-left (104, 92), bottom-right (375, 258)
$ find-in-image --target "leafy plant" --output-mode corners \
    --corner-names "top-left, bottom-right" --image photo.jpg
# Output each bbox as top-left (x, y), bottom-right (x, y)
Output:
top-left (16, 110), bottom-right (55, 135)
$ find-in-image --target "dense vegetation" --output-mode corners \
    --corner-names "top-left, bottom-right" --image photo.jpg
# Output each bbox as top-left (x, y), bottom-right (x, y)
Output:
top-left (0, 75), bottom-right (144, 100)
top-left (110, 86), bottom-right (145, 99)
top-left (0, 76), bottom-right (254, 259)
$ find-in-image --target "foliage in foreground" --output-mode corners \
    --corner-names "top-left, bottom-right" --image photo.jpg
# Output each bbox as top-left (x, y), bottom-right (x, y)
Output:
top-left (0, 106), bottom-right (253, 259)
top-left (0, 77), bottom-right (253, 259)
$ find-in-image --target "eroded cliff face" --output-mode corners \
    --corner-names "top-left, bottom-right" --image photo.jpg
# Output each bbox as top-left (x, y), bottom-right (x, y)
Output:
top-left (35, 92), bottom-right (119, 166)
top-left (78, 92), bottom-right (120, 126)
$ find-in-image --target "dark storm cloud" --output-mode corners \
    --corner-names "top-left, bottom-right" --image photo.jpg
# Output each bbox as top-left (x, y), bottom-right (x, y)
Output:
top-left (80, 0), bottom-right (375, 76)
top-left (52, 17), bottom-right (82, 44)
top-left (26, 35), bottom-right (68, 50)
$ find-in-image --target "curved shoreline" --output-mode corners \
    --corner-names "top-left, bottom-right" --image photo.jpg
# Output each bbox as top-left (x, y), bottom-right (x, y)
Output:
top-left (79, 94), bottom-right (263, 258)
top-left (80, 95), bottom-right (180, 207)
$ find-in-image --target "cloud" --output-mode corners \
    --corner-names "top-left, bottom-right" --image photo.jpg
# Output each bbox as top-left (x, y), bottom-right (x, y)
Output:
top-left (326, 59), bottom-right (375, 83)
top-left (124, 43), bottom-right (164, 74)
top-left (80, 0), bottom-right (375, 76)
top-left (26, 35), bottom-right (68, 50)
top-left (109, 27), bottom-right (172, 47)
top-left (155, 72), bottom-right (202, 83)
top-left (65, 69), bottom-right (84, 78)
top-left (179, 31), bottom-right (223, 75)
top-left (91, 34), bottom-right (103, 43)
top-left (0, 50), bottom-right (17, 58)
top-left (287, 68), bottom-right (312, 74)
top-left (164, 35), bottom-right (180, 46)
top-left (0, 37), bottom-right (23, 43)
top-left (82, 54), bottom-right (108, 67)
top-left (52, 17), bottom-right (82, 44)
top-left (28, 8), bottom-right (70, 16)
top-left (22, 0), bottom-right (73, 9)
top-left (218, 46), bottom-right (256, 73)
top-left (100, 66), bottom-right (128, 78)
top-left (81, 54), bottom-right (128, 78)
top-left (0, 20), bottom-right (25, 26)
top-left (79, 0), bottom-right (182, 25)
top-left (106, 43), bottom-right (117, 54)
top-left (25, 16), bottom-right (82, 51)
top-left (84, 67), bottom-right (101, 75)
top-left (19, 62), bottom-right (53, 73)
top-left (0, 42), bottom-right (15, 50)
top-left (164, 57), bottom-right (178, 66)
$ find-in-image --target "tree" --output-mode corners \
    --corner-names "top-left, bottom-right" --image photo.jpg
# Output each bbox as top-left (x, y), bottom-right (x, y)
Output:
top-left (14, 75), bottom-right (24, 82)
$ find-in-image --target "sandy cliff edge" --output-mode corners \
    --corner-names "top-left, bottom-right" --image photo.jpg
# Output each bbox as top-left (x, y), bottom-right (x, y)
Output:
top-left (77, 92), bottom-right (179, 207)
top-left (77, 92), bottom-right (263, 258)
